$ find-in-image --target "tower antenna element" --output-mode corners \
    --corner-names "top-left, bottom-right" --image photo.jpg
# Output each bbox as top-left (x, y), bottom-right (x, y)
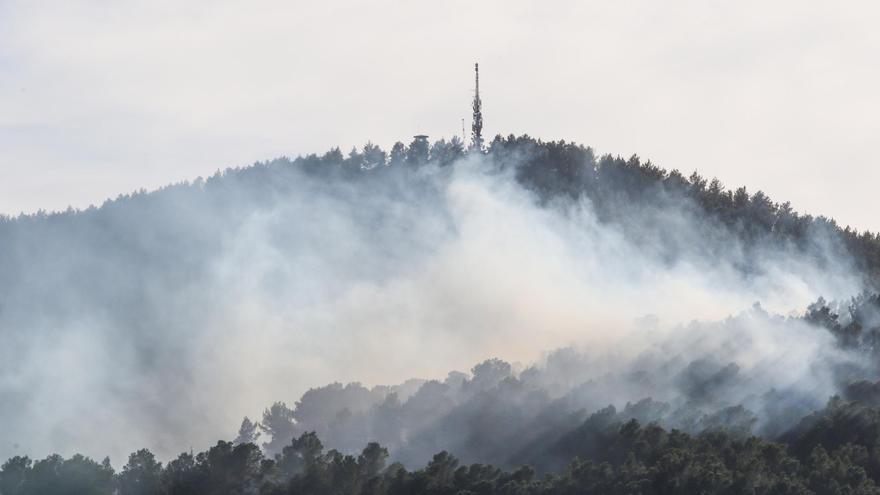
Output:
top-left (471, 63), bottom-right (483, 152)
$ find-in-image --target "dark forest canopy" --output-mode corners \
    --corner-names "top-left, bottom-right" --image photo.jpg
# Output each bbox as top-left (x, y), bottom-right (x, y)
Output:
top-left (6, 397), bottom-right (880, 494)
top-left (3, 134), bottom-right (879, 281)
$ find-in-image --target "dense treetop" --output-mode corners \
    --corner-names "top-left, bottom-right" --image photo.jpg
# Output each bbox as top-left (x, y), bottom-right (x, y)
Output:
top-left (7, 397), bottom-right (880, 494)
top-left (5, 134), bottom-right (877, 282)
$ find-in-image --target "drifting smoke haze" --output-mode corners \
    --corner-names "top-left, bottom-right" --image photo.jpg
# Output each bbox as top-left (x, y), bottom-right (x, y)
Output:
top-left (0, 141), bottom-right (876, 468)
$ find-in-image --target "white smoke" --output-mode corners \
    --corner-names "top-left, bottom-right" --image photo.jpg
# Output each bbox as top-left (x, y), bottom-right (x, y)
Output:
top-left (0, 152), bottom-right (867, 465)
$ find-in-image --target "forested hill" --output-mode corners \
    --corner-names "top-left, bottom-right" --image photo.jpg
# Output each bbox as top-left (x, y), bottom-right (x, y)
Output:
top-left (1, 134), bottom-right (879, 482)
top-left (5, 134), bottom-right (878, 282)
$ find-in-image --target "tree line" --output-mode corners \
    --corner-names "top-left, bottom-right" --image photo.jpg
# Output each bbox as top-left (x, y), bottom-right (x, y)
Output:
top-left (256, 133), bottom-right (880, 282)
top-left (5, 396), bottom-right (880, 494)
top-left (7, 134), bottom-right (876, 283)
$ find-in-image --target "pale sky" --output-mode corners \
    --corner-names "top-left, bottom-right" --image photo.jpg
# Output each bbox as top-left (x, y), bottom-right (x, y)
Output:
top-left (1, 0), bottom-right (878, 231)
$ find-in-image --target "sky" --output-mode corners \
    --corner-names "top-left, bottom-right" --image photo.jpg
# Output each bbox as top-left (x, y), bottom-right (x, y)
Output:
top-left (1, 0), bottom-right (878, 231)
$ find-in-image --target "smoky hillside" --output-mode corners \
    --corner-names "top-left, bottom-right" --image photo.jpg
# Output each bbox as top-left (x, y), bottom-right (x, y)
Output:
top-left (250, 292), bottom-right (880, 472)
top-left (1, 134), bottom-right (879, 464)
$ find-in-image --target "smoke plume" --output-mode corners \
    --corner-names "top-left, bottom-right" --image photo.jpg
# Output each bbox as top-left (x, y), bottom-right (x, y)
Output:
top-left (0, 145), bottom-right (871, 465)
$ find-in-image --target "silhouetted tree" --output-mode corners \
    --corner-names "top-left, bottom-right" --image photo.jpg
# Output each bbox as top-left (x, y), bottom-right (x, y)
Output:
top-left (117, 449), bottom-right (162, 495)
top-left (234, 417), bottom-right (261, 446)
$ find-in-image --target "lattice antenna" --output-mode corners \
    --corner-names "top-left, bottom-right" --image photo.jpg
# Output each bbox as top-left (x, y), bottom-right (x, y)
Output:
top-left (471, 63), bottom-right (483, 151)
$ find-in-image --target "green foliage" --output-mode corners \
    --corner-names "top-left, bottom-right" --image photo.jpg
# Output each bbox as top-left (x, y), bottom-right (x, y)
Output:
top-left (9, 399), bottom-right (880, 494)
top-left (3, 134), bottom-right (878, 307)
top-left (0, 454), bottom-right (114, 495)
top-left (118, 449), bottom-right (162, 495)
top-left (6, 134), bottom-right (878, 283)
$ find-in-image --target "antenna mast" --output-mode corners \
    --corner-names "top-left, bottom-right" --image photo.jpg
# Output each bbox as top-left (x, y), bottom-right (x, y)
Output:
top-left (471, 63), bottom-right (483, 152)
